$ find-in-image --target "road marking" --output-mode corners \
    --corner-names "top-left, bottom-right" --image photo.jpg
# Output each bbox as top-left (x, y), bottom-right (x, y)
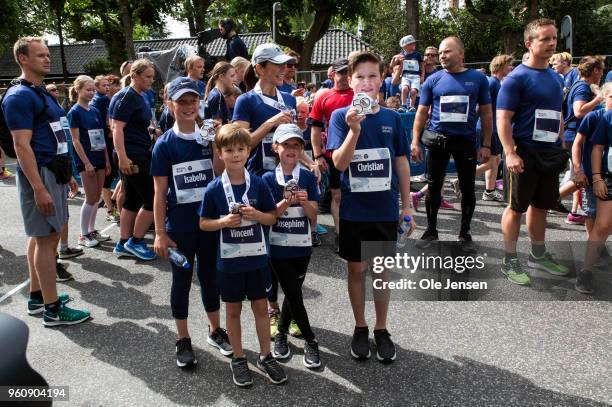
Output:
top-left (0, 279), bottom-right (30, 304)
top-left (100, 222), bottom-right (117, 235)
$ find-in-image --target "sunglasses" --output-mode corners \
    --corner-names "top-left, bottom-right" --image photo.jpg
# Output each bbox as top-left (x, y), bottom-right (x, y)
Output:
top-left (48, 88), bottom-right (58, 92)
top-left (286, 63), bottom-right (297, 68)
top-left (425, 53), bottom-right (438, 57)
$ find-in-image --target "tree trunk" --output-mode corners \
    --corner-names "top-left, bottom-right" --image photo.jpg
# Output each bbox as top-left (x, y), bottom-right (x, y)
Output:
top-left (118, 0), bottom-right (136, 60)
top-left (185, 0), bottom-right (196, 36)
top-left (51, 0), bottom-right (69, 83)
top-left (277, 8), bottom-right (332, 70)
top-left (192, 0), bottom-right (213, 33)
top-left (405, 0), bottom-right (419, 39)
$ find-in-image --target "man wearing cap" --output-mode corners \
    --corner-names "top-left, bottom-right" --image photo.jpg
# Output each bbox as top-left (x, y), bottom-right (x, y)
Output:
top-left (308, 57), bottom-right (354, 252)
top-left (391, 35), bottom-right (423, 112)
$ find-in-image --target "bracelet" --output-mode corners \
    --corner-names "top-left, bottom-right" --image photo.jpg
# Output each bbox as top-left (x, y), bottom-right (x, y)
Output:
top-left (592, 172), bottom-right (601, 175)
top-left (314, 153), bottom-right (325, 160)
top-left (593, 179), bottom-right (604, 184)
top-left (481, 145), bottom-right (491, 149)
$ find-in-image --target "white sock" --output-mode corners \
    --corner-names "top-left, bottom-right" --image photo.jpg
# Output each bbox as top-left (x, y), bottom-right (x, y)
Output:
top-left (89, 201), bottom-right (99, 233)
top-left (80, 202), bottom-right (94, 236)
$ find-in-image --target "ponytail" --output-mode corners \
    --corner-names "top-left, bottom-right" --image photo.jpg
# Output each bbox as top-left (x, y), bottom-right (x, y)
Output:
top-left (69, 74), bottom-right (94, 104)
top-left (204, 61), bottom-right (235, 100)
top-left (69, 86), bottom-right (78, 103)
top-left (244, 65), bottom-right (258, 91)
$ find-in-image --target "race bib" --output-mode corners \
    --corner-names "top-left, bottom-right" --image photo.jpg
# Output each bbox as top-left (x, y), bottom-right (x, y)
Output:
top-left (262, 133), bottom-right (276, 170)
top-left (220, 220), bottom-right (267, 259)
top-left (172, 159), bottom-right (213, 204)
top-left (532, 109), bottom-right (561, 143)
top-left (440, 95), bottom-right (469, 122)
top-left (88, 129), bottom-right (106, 151)
top-left (402, 59), bottom-right (419, 73)
top-left (348, 148), bottom-right (391, 192)
top-left (49, 121), bottom-right (68, 155)
top-left (608, 148), bottom-right (612, 173)
top-left (269, 206), bottom-right (312, 247)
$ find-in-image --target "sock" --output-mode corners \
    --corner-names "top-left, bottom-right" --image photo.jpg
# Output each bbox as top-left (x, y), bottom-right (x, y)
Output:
top-left (30, 290), bottom-right (43, 301)
top-left (120, 238), bottom-right (128, 245)
top-left (531, 243), bottom-right (546, 258)
top-left (44, 299), bottom-right (61, 313)
top-left (80, 202), bottom-right (95, 236)
top-left (131, 237), bottom-right (143, 244)
top-left (60, 243), bottom-right (68, 251)
top-left (416, 191), bottom-right (424, 199)
top-left (486, 189), bottom-right (494, 193)
top-left (88, 201), bottom-right (99, 233)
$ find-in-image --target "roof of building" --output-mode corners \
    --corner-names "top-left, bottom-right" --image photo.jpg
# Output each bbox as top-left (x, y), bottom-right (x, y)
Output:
top-left (0, 29), bottom-right (376, 80)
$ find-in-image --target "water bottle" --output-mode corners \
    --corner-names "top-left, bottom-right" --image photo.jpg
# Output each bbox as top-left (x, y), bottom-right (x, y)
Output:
top-left (397, 215), bottom-right (414, 248)
top-left (168, 247), bottom-right (191, 269)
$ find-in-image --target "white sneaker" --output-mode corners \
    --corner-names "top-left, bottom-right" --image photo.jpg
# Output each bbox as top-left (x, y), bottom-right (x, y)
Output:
top-left (90, 230), bottom-right (110, 242)
top-left (78, 234), bottom-right (99, 248)
top-left (482, 189), bottom-right (504, 202)
top-left (450, 178), bottom-right (461, 200)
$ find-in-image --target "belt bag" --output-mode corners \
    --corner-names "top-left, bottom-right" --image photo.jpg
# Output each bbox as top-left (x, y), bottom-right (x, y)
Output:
top-left (519, 144), bottom-right (570, 175)
top-left (421, 129), bottom-right (447, 149)
top-left (45, 156), bottom-right (72, 184)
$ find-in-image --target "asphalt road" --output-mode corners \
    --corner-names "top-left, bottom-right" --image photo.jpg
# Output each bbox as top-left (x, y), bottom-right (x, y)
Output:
top-left (0, 159), bottom-right (611, 407)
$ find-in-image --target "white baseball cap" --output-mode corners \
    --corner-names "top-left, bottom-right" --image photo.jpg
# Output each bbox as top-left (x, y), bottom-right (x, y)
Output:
top-left (273, 124), bottom-right (305, 144)
top-left (251, 43), bottom-right (296, 66)
top-left (399, 35), bottom-right (417, 47)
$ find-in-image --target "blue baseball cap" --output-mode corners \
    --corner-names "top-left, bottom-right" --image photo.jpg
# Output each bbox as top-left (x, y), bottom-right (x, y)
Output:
top-left (168, 77), bottom-right (199, 101)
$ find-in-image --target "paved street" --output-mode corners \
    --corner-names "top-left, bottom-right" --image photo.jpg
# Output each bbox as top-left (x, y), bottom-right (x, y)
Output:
top-left (1, 159), bottom-right (611, 406)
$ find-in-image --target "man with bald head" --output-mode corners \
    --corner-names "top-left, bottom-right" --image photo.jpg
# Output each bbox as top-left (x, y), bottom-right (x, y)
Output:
top-left (411, 36), bottom-right (493, 252)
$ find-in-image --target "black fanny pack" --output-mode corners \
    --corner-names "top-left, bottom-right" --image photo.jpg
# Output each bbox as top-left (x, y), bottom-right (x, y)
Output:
top-left (518, 143), bottom-right (570, 175)
top-left (45, 156), bottom-right (72, 184)
top-left (421, 129), bottom-right (448, 149)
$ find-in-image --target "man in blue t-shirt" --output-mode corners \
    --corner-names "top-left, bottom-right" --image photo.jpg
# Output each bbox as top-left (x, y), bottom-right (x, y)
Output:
top-left (391, 35), bottom-right (423, 111)
top-left (411, 36), bottom-right (493, 252)
top-left (1, 37), bottom-right (90, 326)
top-left (606, 70), bottom-right (612, 83)
top-left (497, 19), bottom-right (571, 286)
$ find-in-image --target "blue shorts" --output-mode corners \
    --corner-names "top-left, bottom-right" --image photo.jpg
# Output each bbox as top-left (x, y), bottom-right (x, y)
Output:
top-left (218, 267), bottom-right (271, 303)
top-left (583, 185), bottom-right (597, 219)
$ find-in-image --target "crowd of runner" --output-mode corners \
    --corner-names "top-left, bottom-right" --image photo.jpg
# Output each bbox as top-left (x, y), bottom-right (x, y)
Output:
top-left (1, 17), bottom-right (611, 387)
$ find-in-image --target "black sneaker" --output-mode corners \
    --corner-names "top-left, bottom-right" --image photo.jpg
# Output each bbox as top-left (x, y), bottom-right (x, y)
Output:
top-left (273, 332), bottom-right (290, 359)
top-left (415, 229), bottom-right (438, 249)
top-left (350, 326), bottom-right (371, 360)
top-left (457, 234), bottom-right (476, 255)
top-left (311, 231), bottom-right (322, 247)
top-left (207, 327), bottom-right (233, 356)
top-left (549, 200), bottom-right (570, 215)
top-left (230, 357), bottom-right (253, 387)
top-left (58, 247), bottom-right (83, 259)
top-left (257, 353), bottom-right (287, 384)
top-left (56, 262), bottom-right (74, 282)
top-left (575, 270), bottom-right (594, 295)
top-left (303, 340), bottom-right (321, 368)
top-left (176, 337), bottom-right (197, 368)
top-left (374, 329), bottom-right (396, 363)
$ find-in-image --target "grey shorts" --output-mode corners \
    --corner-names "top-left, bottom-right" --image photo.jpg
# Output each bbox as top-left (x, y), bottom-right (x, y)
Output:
top-left (17, 166), bottom-right (68, 237)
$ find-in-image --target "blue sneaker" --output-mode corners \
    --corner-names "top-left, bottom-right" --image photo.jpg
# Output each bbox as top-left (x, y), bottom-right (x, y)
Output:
top-left (28, 293), bottom-right (71, 315)
top-left (315, 224), bottom-right (328, 235)
top-left (113, 241), bottom-right (136, 258)
top-left (124, 237), bottom-right (156, 261)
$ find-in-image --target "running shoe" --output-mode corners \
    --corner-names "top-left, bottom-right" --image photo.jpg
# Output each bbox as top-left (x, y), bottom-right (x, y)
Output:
top-left (410, 192), bottom-right (420, 211)
top-left (482, 190), bottom-right (504, 202)
top-left (408, 106), bottom-right (416, 112)
top-left (374, 329), bottom-right (396, 363)
top-left (457, 234), bottom-right (476, 255)
top-left (303, 340), bottom-right (321, 368)
top-left (565, 213), bottom-right (585, 225)
top-left (176, 337), bottom-right (197, 367)
top-left (273, 332), bottom-right (290, 359)
top-left (124, 237), bottom-right (156, 261)
top-left (58, 246), bottom-right (83, 259)
top-left (0, 168), bottom-right (13, 179)
top-left (527, 251), bottom-right (570, 276)
top-left (113, 241), bottom-right (136, 258)
top-left (450, 178), bottom-right (461, 200)
top-left (56, 262), bottom-right (74, 282)
top-left (288, 320), bottom-right (302, 337)
top-left (415, 229), bottom-right (438, 249)
top-left (43, 303), bottom-right (90, 327)
top-left (350, 326), bottom-right (371, 360)
top-left (495, 179), bottom-right (504, 191)
top-left (257, 353), bottom-right (288, 384)
top-left (549, 200), bottom-right (570, 215)
top-left (78, 234), bottom-right (99, 248)
top-left (574, 270), bottom-right (594, 294)
top-left (207, 327), bottom-right (233, 356)
top-left (315, 224), bottom-right (328, 235)
top-left (311, 231), bottom-right (322, 247)
top-left (501, 256), bottom-right (530, 285)
top-left (28, 293), bottom-right (70, 315)
top-left (269, 308), bottom-right (280, 339)
top-left (440, 199), bottom-right (455, 209)
top-left (231, 357), bottom-right (253, 387)
top-left (90, 230), bottom-right (111, 242)
top-left (105, 212), bottom-right (115, 222)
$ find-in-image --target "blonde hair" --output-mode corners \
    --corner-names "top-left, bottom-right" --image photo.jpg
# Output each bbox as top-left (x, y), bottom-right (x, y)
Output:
top-left (205, 61), bottom-right (235, 99)
top-left (230, 56), bottom-right (250, 71)
top-left (550, 52), bottom-right (572, 65)
top-left (130, 58), bottom-right (154, 78)
top-left (13, 36), bottom-right (45, 65)
top-left (69, 75), bottom-right (94, 103)
top-left (215, 123), bottom-right (251, 150)
top-left (94, 75), bottom-right (108, 87)
top-left (601, 82), bottom-right (612, 98)
top-left (184, 55), bottom-right (204, 73)
top-left (489, 55), bottom-right (514, 74)
top-left (120, 75), bottom-right (131, 88)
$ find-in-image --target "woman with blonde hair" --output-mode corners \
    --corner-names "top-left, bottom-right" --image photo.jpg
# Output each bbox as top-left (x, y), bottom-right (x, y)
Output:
top-left (230, 56), bottom-right (249, 93)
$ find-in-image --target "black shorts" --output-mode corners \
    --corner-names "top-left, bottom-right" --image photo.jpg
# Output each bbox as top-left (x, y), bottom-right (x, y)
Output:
top-left (77, 162), bottom-right (106, 173)
top-left (120, 155), bottom-right (154, 212)
top-left (478, 130), bottom-right (502, 156)
top-left (506, 147), bottom-right (560, 213)
top-left (339, 219), bottom-right (397, 263)
top-left (324, 156), bottom-right (341, 189)
top-left (218, 267), bottom-right (271, 303)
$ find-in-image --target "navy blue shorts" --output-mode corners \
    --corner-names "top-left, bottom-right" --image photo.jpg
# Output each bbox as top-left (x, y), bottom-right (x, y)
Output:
top-left (218, 267), bottom-right (272, 303)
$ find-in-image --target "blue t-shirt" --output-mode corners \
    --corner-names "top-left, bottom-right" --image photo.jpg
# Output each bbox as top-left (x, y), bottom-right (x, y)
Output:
top-left (591, 109), bottom-right (612, 177)
top-left (577, 109), bottom-right (607, 182)
top-left (564, 67), bottom-right (579, 90)
top-left (321, 79), bottom-right (333, 89)
top-left (278, 82), bottom-right (296, 94)
top-left (424, 67), bottom-right (440, 81)
top-left (205, 87), bottom-right (230, 124)
top-left (143, 89), bottom-right (156, 108)
top-left (109, 87), bottom-right (153, 157)
top-left (301, 126), bottom-right (313, 158)
top-left (199, 174), bottom-right (276, 272)
top-left (67, 104), bottom-right (106, 167)
top-left (158, 106), bottom-right (174, 133)
top-left (197, 81), bottom-right (205, 98)
top-left (90, 92), bottom-right (110, 124)
top-left (606, 71), bottom-right (612, 83)
top-left (262, 168), bottom-right (319, 259)
top-left (477, 76), bottom-right (501, 134)
top-left (401, 51), bottom-right (423, 76)
top-left (564, 80), bottom-right (593, 141)
top-left (327, 107), bottom-right (407, 222)
top-left (497, 64), bottom-right (564, 148)
top-left (420, 69), bottom-right (491, 140)
top-left (384, 76), bottom-right (400, 99)
top-left (2, 84), bottom-right (68, 166)
top-left (151, 129), bottom-right (215, 233)
top-left (232, 90), bottom-right (296, 174)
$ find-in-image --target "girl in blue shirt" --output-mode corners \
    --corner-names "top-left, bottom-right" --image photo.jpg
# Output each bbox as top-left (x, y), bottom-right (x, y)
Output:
top-left (204, 62), bottom-right (237, 124)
